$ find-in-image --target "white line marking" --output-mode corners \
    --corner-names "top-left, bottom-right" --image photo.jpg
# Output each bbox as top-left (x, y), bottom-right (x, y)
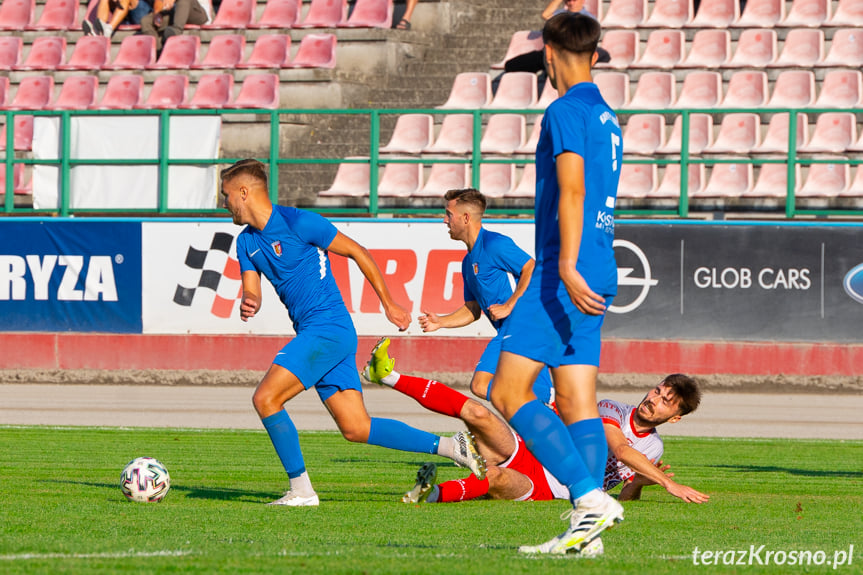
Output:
top-left (0, 550), bottom-right (193, 561)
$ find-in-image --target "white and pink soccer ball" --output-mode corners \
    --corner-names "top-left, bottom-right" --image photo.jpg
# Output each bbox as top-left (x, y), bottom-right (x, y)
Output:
top-left (120, 457), bottom-right (171, 503)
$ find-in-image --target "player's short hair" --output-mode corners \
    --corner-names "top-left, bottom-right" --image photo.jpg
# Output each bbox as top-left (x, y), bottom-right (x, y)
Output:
top-left (221, 159), bottom-right (268, 187)
top-left (444, 188), bottom-right (487, 215)
top-left (662, 373), bottom-right (701, 416)
top-left (542, 12), bottom-right (601, 58)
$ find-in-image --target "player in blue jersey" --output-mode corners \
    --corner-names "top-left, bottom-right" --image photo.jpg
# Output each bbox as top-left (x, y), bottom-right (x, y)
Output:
top-left (220, 159), bottom-right (486, 507)
top-left (488, 13), bottom-right (625, 556)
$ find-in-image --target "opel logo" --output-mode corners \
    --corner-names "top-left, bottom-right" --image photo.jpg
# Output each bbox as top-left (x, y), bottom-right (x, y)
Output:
top-left (843, 263), bottom-right (863, 304)
top-left (610, 239), bottom-right (659, 314)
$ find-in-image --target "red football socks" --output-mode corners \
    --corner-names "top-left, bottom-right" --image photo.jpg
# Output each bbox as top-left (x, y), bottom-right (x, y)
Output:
top-left (393, 374), bottom-right (469, 419)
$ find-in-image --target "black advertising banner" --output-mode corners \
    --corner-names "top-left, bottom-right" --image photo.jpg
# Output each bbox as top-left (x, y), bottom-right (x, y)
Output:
top-left (605, 223), bottom-right (863, 343)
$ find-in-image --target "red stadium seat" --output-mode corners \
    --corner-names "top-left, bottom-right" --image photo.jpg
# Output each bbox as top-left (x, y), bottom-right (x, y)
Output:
top-left (226, 73), bottom-right (280, 109)
top-left (687, 0), bottom-right (739, 27)
top-left (250, 0), bottom-right (300, 28)
top-left (725, 28), bottom-right (776, 68)
top-left (798, 160), bottom-right (851, 197)
top-left (674, 71), bottom-right (722, 108)
top-left (596, 30), bottom-right (639, 70)
top-left (631, 29), bottom-right (684, 69)
top-left (486, 72), bottom-right (537, 109)
top-left (754, 113), bottom-right (808, 154)
top-left (14, 36), bottom-right (65, 70)
top-left (492, 30), bottom-right (543, 70)
top-left (58, 35), bottom-right (110, 70)
top-left (799, 113), bottom-right (857, 154)
top-left (770, 28), bottom-right (823, 67)
top-left (0, 36), bottom-right (22, 70)
top-left (696, 163), bottom-right (754, 198)
top-left (515, 115), bottom-right (542, 154)
top-left (509, 163), bottom-right (536, 198)
top-left (377, 162), bottom-right (422, 197)
top-left (838, 166), bottom-right (863, 197)
top-left (0, 162), bottom-right (29, 196)
top-left (3, 75), bottom-right (53, 110)
top-left (628, 71), bottom-right (675, 110)
top-left (192, 34), bottom-right (245, 69)
top-left (650, 163), bottom-right (705, 198)
top-left (732, 0), bottom-right (784, 27)
top-left (720, 71), bottom-right (768, 108)
top-left (202, 0), bottom-right (254, 28)
top-left (479, 163), bottom-right (516, 198)
top-left (96, 74), bottom-right (144, 109)
top-left (30, 0), bottom-right (76, 30)
top-left (437, 72), bottom-right (491, 109)
top-left (766, 70), bottom-right (816, 109)
top-left (319, 158), bottom-right (370, 197)
top-left (0, 114), bottom-right (34, 150)
top-left (679, 29), bottom-right (731, 68)
top-left (148, 35), bottom-right (200, 69)
top-left (415, 163), bottom-right (469, 197)
top-left (745, 163), bottom-right (801, 198)
top-left (0, 76), bottom-right (9, 107)
top-left (779, 0), bottom-right (830, 27)
top-left (818, 28), bottom-right (863, 68)
top-left (829, 0), bottom-right (863, 25)
top-left (617, 163), bottom-right (658, 198)
top-left (531, 78), bottom-right (558, 110)
top-left (601, 0), bottom-right (647, 28)
top-left (297, 0), bottom-right (346, 27)
top-left (0, 0), bottom-right (34, 30)
top-left (237, 34), bottom-right (291, 68)
top-left (657, 113), bottom-right (713, 155)
top-left (423, 114), bottom-right (473, 154)
top-left (480, 114), bottom-right (526, 154)
top-left (338, 0), bottom-right (392, 28)
top-left (137, 74), bottom-right (189, 109)
top-left (104, 35), bottom-right (156, 70)
top-left (622, 114), bottom-right (665, 155)
top-left (643, 0), bottom-right (693, 27)
top-left (49, 75), bottom-right (98, 110)
top-left (379, 114), bottom-right (433, 154)
top-left (286, 33), bottom-right (336, 69)
top-left (180, 73), bottom-right (233, 109)
top-left (705, 113), bottom-right (760, 154)
top-left (594, 72), bottom-right (630, 109)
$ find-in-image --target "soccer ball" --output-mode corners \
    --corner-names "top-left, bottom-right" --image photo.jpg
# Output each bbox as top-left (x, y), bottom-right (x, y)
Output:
top-left (120, 457), bottom-right (171, 503)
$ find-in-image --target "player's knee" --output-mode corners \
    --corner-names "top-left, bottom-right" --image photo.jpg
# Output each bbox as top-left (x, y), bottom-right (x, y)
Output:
top-left (461, 399), bottom-right (493, 426)
top-left (251, 388), bottom-right (273, 417)
top-left (339, 422), bottom-right (371, 444)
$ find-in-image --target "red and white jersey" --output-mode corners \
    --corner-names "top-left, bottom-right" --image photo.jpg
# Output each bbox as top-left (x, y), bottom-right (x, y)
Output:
top-left (598, 398), bottom-right (664, 491)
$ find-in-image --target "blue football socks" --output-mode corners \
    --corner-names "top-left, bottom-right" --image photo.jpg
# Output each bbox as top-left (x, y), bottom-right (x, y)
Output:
top-left (368, 417), bottom-right (439, 454)
top-left (262, 410), bottom-right (306, 479)
top-left (568, 418), bottom-right (608, 489)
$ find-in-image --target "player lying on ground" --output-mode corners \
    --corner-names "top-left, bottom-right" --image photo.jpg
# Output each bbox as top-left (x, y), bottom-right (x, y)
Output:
top-left (221, 159), bottom-right (486, 508)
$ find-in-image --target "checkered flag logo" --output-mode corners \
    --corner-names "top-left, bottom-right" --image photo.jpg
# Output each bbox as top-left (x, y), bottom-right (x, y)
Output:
top-left (173, 232), bottom-right (242, 318)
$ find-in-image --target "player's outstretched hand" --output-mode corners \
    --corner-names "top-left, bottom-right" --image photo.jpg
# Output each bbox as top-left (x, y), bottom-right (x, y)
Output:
top-left (240, 297), bottom-right (259, 322)
top-left (385, 303), bottom-right (411, 331)
top-left (667, 482), bottom-right (711, 504)
top-left (418, 310), bottom-right (441, 333)
top-left (561, 267), bottom-right (605, 315)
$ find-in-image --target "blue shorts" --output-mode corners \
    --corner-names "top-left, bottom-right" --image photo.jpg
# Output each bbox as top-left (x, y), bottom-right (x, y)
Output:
top-left (477, 331), bottom-right (554, 404)
top-left (124, 0), bottom-right (152, 24)
top-left (501, 281), bottom-right (613, 368)
top-left (272, 323), bottom-right (361, 402)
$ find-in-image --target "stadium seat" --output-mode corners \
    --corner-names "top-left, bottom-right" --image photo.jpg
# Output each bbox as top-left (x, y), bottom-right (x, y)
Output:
top-left (0, 0), bottom-right (34, 30)
top-left (628, 72), bottom-right (675, 110)
top-left (286, 33), bottom-right (336, 69)
top-left (617, 163), bottom-right (658, 198)
top-left (766, 70), bottom-right (816, 108)
top-left (770, 28), bottom-right (823, 67)
top-left (226, 73), bottom-right (280, 108)
top-left (3, 75), bottom-right (53, 110)
top-left (745, 163), bottom-right (800, 198)
top-left (848, 127), bottom-right (863, 153)
top-left (829, 0), bottom-right (863, 25)
top-left (0, 76), bottom-right (8, 107)
top-left (687, 0), bottom-right (739, 27)
top-left (650, 163), bottom-right (705, 198)
top-left (192, 34), bottom-right (245, 69)
top-left (679, 29), bottom-right (731, 68)
top-left (799, 113), bottom-right (857, 154)
top-left (319, 158), bottom-right (369, 197)
top-left (104, 35), bottom-right (156, 70)
top-left (379, 114), bottom-right (433, 154)
top-left (695, 163), bottom-right (754, 197)
top-left (30, 0), bottom-right (76, 29)
top-left (492, 30), bottom-right (543, 70)
top-left (181, 73), bottom-right (233, 109)
top-left (631, 29), bottom-right (684, 69)
top-left (96, 74), bottom-right (144, 109)
top-left (479, 163), bottom-right (516, 198)
top-left (818, 28), bottom-right (863, 68)
top-left (753, 113), bottom-right (808, 153)
top-left (0, 114), bottom-right (33, 150)
top-left (725, 28), bottom-right (776, 67)
top-left (779, 0), bottom-right (830, 27)
top-left (720, 71), bottom-right (768, 108)
top-left (600, 0), bottom-right (647, 28)
top-left (415, 163), bottom-right (470, 197)
top-left (250, 0), bottom-right (300, 28)
top-left (797, 160), bottom-right (850, 197)
top-left (486, 72), bottom-right (537, 109)
top-left (339, 0), bottom-right (393, 28)
top-left (509, 162), bottom-right (535, 198)
top-left (531, 78), bottom-right (557, 110)
top-left (732, 0), bottom-right (784, 27)
top-left (643, 0), bottom-right (692, 27)
top-left (515, 116), bottom-right (542, 154)
top-left (57, 35), bottom-right (110, 70)
top-left (14, 36), bottom-right (65, 70)
top-left (594, 72), bottom-right (630, 109)
top-left (297, 0), bottom-right (347, 28)
top-left (838, 166), bottom-right (863, 197)
top-left (377, 161), bottom-right (422, 197)
top-left (0, 163), bottom-right (28, 196)
top-left (0, 36), bottom-right (22, 70)
top-left (622, 114), bottom-right (664, 155)
top-left (656, 113), bottom-right (713, 154)
top-left (49, 75), bottom-right (98, 110)
top-left (148, 35), bottom-right (200, 69)
top-left (437, 72), bottom-right (491, 109)
top-left (596, 30), bottom-right (639, 70)
top-left (480, 114), bottom-right (525, 154)
top-left (705, 113), bottom-right (760, 154)
top-left (237, 34), bottom-right (291, 68)
top-left (674, 71), bottom-right (722, 108)
top-left (423, 114), bottom-right (473, 154)
top-left (137, 74), bottom-right (189, 109)
top-left (202, 0), bottom-right (255, 28)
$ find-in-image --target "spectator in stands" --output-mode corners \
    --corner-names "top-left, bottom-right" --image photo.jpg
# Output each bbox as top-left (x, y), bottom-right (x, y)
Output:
top-left (140, 0), bottom-right (212, 53)
top-left (82, 0), bottom-right (153, 37)
top-left (395, 0), bottom-right (417, 30)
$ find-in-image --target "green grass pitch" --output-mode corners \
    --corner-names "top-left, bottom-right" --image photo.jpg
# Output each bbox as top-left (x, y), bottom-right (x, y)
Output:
top-left (1, 426), bottom-right (861, 574)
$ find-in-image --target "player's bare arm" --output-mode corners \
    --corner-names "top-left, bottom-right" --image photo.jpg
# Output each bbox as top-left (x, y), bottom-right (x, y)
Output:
top-left (618, 459), bottom-right (673, 501)
top-left (557, 152), bottom-right (605, 316)
top-left (327, 231), bottom-right (410, 331)
top-left (240, 270), bottom-right (262, 321)
top-left (488, 259), bottom-right (534, 322)
top-left (419, 301), bottom-right (481, 332)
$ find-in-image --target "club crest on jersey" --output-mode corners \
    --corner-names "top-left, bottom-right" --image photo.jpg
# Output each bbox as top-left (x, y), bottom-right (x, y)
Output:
top-left (271, 240), bottom-right (282, 256)
top-left (473, 263), bottom-right (479, 275)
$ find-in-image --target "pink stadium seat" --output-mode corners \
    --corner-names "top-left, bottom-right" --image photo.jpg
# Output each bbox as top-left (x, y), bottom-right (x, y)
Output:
top-left (238, 34), bottom-right (291, 68)
top-left (848, 128), bottom-right (863, 153)
top-left (766, 70), bottom-right (816, 109)
top-left (687, 0), bottom-right (739, 27)
top-left (725, 28), bottom-right (776, 67)
top-left (297, 0), bottom-right (347, 27)
top-left (14, 36), bottom-right (65, 70)
top-left (379, 114), bottom-right (433, 154)
top-left (339, 0), bottom-right (393, 28)
top-left (696, 163), bottom-right (754, 198)
top-left (30, 0), bottom-right (76, 29)
top-left (415, 163), bottom-right (470, 197)
top-left (770, 29), bottom-right (823, 67)
top-left (720, 71), bottom-right (768, 108)
top-left (181, 73), bottom-right (233, 109)
top-left (617, 163), bottom-right (658, 198)
top-left (779, 0), bottom-right (830, 27)
top-left (0, 77), bottom-right (8, 107)
top-left (622, 114), bottom-right (664, 155)
top-left (57, 36), bottom-right (110, 70)
top-left (674, 71), bottom-right (722, 108)
top-left (377, 162), bottom-right (422, 197)
top-left (492, 30), bottom-right (543, 70)
top-left (319, 158), bottom-right (369, 197)
top-left (799, 113), bottom-right (857, 154)
top-left (0, 114), bottom-right (34, 150)
top-left (192, 34), bottom-right (245, 69)
top-left (818, 29), bottom-right (863, 68)
top-left (600, 0), bottom-right (647, 28)
top-left (203, 0), bottom-right (254, 28)
top-left (0, 0), bottom-right (34, 30)
top-left (643, 0), bottom-right (692, 27)
top-left (0, 36), bottom-right (22, 70)
top-left (594, 72), bottom-right (630, 109)
top-left (596, 30), bottom-right (639, 70)
top-left (226, 73), bottom-right (280, 108)
top-left (286, 33), bottom-right (336, 69)
top-left (105, 35), bottom-right (156, 70)
top-left (532, 78), bottom-right (557, 110)
top-left (148, 35), bottom-right (200, 69)
top-left (631, 29), bottom-right (684, 69)
top-left (628, 72), bottom-right (675, 110)
top-left (437, 72), bottom-right (491, 109)
top-left (650, 163), bottom-right (705, 198)
top-left (480, 114), bottom-right (526, 154)
top-left (423, 114), bottom-right (473, 154)
top-left (515, 116), bottom-right (542, 154)
top-left (0, 163), bottom-right (28, 196)
top-left (838, 166), bottom-right (863, 197)
top-left (657, 113), bottom-right (713, 154)
top-left (96, 74), bottom-right (144, 109)
top-left (250, 0), bottom-right (300, 28)
top-left (754, 113), bottom-right (808, 153)
top-left (745, 163), bottom-right (801, 198)
top-left (3, 76), bottom-right (53, 110)
top-left (479, 163), bottom-right (516, 198)
top-left (732, 0), bottom-right (784, 27)
top-left (705, 113), bottom-right (760, 154)
top-left (829, 0), bottom-right (863, 25)
top-left (137, 74), bottom-right (189, 109)
top-left (487, 72), bottom-right (537, 109)
top-left (679, 29), bottom-right (730, 68)
top-left (798, 161), bottom-right (850, 197)
top-left (509, 163), bottom-right (536, 198)
top-left (49, 75), bottom-right (98, 110)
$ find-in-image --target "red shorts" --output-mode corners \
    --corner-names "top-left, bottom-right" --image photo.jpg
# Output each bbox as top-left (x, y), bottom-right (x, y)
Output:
top-left (501, 434), bottom-right (555, 501)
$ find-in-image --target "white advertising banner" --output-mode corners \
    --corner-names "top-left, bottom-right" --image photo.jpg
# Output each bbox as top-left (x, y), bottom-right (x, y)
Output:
top-left (141, 220), bottom-right (535, 336)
